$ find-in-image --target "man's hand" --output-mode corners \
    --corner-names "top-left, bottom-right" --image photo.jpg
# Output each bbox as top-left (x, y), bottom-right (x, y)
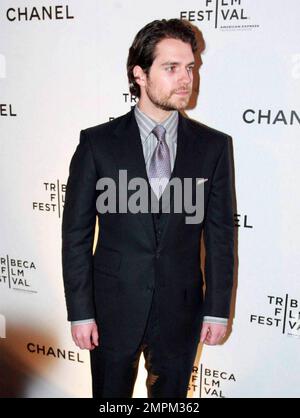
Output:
top-left (200, 322), bottom-right (227, 345)
top-left (71, 323), bottom-right (99, 350)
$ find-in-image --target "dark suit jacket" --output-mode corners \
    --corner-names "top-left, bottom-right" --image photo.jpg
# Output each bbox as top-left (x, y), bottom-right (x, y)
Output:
top-left (62, 108), bottom-right (234, 358)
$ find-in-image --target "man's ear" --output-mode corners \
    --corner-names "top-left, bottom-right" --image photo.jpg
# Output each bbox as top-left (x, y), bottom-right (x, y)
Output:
top-left (133, 65), bottom-right (146, 87)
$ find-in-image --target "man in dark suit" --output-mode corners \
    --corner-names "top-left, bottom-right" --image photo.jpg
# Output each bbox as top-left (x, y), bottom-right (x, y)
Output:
top-left (62, 18), bottom-right (234, 398)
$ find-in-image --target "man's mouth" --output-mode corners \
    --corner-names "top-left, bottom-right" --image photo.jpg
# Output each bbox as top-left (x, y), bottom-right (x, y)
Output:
top-left (175, 90), bottom-right (190, 95)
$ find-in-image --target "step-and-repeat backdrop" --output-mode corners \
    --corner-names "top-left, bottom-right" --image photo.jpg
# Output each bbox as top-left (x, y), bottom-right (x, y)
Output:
top-left (1, 0), bottom-right (299, 398)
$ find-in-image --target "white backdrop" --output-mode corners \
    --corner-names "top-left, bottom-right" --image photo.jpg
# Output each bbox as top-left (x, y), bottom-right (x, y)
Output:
top-left (0, 0), bottom-right (299, 398)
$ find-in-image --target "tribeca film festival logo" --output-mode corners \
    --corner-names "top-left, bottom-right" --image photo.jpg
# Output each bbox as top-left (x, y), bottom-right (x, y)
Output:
top-left (180, 0), bottom-right (259, 31)
top-left (33, 180), bottom-right (65, 218)
top-left (189, 364), bottom-right (236, 398)
top-left (96, 170), bottom-right (207, 224)
top-left (0, 255), bottom-right (38, 293)
top-left (250, 294), bottom-right (300, 338)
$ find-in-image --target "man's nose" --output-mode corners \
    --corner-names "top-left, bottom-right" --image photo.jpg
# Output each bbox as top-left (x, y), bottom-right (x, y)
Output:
top-left (178, 67), bottom-right (193, 84)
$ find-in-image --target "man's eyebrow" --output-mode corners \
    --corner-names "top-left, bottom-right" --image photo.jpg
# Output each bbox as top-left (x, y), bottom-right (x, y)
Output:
top-left (160, 61), bottom-right (195, 66)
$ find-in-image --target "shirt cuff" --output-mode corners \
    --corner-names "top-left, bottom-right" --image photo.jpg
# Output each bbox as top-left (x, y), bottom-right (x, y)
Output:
top-left (71, 318), bottom-right (96, 326)
top-left (203, 316), bottom-right (228, 325)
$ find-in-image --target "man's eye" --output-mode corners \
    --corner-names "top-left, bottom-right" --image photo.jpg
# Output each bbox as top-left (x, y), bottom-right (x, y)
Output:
top-left (166, 66), bottom-right (176, 72)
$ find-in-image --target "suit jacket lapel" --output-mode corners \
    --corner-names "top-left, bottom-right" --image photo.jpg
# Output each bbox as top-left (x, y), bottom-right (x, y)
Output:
top-left (110, 108), bottom-right (156, 248)
top-left (156, 111), bottom-right (187, 249)
top-left (157, 112), bottom-right (205, 251)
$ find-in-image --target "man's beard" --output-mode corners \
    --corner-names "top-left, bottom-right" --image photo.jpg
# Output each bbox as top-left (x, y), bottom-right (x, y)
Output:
top-left (145, 83), bottom-right (191, 111)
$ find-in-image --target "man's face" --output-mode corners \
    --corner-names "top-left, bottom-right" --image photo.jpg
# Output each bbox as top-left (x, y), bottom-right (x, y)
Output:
top-left (144, 38), bottom-right (195, 111)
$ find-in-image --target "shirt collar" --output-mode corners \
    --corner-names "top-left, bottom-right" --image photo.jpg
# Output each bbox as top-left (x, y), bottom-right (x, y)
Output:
top-left (134, 103), bottom-right (178, 144)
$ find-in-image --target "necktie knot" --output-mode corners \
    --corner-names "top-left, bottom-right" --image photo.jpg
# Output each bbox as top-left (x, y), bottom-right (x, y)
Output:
top-left (152, 125), bottom-right (166, 143)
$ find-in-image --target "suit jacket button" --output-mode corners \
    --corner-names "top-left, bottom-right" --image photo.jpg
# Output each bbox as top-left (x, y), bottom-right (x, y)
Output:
top-left (155, 251), bottom-right (160, 259)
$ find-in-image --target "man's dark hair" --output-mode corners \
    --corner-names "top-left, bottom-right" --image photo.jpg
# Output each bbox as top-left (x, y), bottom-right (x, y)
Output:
top-left (127, 19), bottom-right (198, 98)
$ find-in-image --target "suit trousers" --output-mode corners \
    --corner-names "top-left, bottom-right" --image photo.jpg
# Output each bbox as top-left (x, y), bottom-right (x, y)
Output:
top-left (90, 290), bottom-right (199, 398)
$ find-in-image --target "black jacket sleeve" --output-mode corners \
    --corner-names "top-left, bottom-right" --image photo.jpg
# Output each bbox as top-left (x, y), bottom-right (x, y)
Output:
top-left (62, 130), bottom-right (98, 321)
top-left (203, 136), bottom-right (234, 318)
